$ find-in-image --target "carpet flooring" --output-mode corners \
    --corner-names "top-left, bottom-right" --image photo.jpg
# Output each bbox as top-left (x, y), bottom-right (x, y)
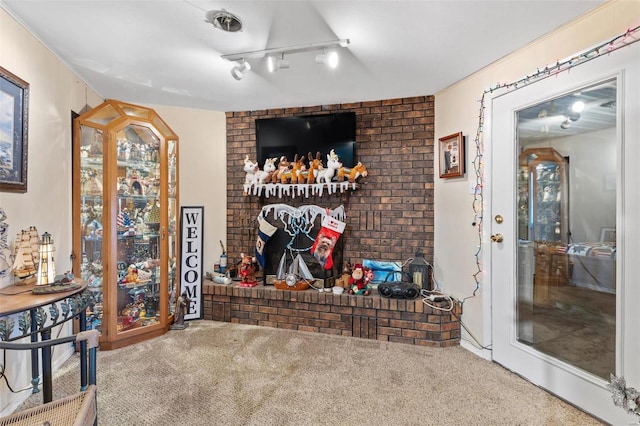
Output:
top-left (16, 321), bottom-right (603, 425)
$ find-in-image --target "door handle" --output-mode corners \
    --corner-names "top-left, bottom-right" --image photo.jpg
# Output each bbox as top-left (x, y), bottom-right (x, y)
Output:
top-left (491, 233), bottom-right (504, 243)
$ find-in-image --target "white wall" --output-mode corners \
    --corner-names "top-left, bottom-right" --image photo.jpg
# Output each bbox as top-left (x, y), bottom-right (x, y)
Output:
top-left (0, 6), bottom-right (103, 414)
top-left (0, 8), bottom-right (227, 415)
top-left (434, 0), bottom-right (640, 354)
top-left (149, 104), bottom-right (227, 275)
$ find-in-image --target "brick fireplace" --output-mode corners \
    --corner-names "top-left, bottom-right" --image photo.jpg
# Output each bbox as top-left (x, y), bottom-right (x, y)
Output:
top-left (225, 96), bottom-right (435, 268)
top-left (207, 96), bottom-right (457, 346)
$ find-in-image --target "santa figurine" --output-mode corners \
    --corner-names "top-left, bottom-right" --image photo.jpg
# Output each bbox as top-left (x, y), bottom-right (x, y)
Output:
top-left (238, 253), bottom-right (258, 287)
top-left (348, 263), bottom-right (370, 296)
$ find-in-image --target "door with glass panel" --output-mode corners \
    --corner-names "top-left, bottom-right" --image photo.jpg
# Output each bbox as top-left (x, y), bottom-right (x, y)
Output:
top-left (491, 42), bottom-right (640, 424)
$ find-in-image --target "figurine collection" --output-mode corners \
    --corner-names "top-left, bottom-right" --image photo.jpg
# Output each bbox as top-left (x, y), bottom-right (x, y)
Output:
top-left (244, 149), bottom-right (368, 187)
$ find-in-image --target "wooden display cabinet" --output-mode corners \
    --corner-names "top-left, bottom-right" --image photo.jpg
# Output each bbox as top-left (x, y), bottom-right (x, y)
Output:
top-left (72, 100), bottom-right (179, 350)
top-left (533, 241), bottom-right (570, 304)
top-left (518, 147), bottom-right (569, 243)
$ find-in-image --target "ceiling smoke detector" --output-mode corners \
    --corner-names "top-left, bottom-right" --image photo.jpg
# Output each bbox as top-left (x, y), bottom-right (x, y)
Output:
top-left (205, 9), bottom-right (243, 33)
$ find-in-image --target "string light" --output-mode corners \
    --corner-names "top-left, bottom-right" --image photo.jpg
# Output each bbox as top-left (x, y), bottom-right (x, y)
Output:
top-left (462, 25), bottom-right (640, 307)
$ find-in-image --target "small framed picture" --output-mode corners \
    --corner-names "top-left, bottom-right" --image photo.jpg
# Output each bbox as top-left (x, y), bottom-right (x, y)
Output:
top-left (599, 227), bottom-right (616, 243)
top-left (439, 132), bottom-right (465, 178)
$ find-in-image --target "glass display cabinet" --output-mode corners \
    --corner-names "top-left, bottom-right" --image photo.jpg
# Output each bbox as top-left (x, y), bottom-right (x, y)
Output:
top-left (518, 147), bottom-right (570, 303)
top-left (73, 100), bottom-right (179, 350)
top-left (518, 147), bottom-right (569, 244)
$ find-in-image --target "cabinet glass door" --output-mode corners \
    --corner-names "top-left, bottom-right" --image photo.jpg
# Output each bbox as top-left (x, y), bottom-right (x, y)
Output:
top-left (115, 124), bottom-right (162, 333)
top-left (518, 148), bottom-right (568, 244)
top-left (534, 161), bottom-right (562, 241)
top-left (80, 126), bottom-right (105, 333)
top-left (167, 140), bottom-right (178, 316)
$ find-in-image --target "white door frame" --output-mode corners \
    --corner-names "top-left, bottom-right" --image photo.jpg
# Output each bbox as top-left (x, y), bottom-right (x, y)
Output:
top-left (485, 42), bottom-right (640, 424)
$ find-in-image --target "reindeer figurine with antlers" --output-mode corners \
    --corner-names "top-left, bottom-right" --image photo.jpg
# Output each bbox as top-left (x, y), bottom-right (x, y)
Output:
top-left (305, 151), bottom-right (323, 184)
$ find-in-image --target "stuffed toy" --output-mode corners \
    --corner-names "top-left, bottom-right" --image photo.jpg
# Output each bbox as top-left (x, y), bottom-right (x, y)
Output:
top-left (311, 215), bottom-right (345, 270)
top-left (348, 263), bottom-right (370, 296)
top-left (335, 261), bottom-right (352, 289)
top-left (239, 253), bottom-right (258, 287)
top-left (337, 162), bottom-right (368, 183)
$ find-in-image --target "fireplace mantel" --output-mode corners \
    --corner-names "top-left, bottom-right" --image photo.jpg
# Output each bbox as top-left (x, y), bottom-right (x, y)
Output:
top-left (243, 182), bottom-right (360, 198)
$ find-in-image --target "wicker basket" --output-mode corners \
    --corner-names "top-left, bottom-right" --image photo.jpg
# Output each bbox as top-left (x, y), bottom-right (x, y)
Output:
top-left (0, 385), bottom-right (96, 426)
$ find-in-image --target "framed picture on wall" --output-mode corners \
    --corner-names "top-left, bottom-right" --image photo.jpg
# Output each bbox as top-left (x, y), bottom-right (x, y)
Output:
top-left (0, 66), bottom-right (29, 193)
top-left (439, 132), bottom-right (465, 178)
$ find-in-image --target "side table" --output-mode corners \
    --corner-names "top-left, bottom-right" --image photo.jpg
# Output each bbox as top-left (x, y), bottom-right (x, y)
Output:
top-left (0, 281), bottom-right (93, 403)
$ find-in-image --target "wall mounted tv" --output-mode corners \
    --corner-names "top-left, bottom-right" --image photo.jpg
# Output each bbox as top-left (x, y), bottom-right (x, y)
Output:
top-left (255, 112), bottom-right (356, 169)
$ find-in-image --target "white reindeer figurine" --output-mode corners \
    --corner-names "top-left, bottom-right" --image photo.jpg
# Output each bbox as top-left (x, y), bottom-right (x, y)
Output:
top-left (243, 155), bottom-right (259, 184)
top-left (255, 157), bottom-right (277, 184)
top-left (316, 149), bottom-right (342, 184)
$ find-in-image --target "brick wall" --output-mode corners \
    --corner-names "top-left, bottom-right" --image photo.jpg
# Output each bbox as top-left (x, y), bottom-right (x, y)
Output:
top-left (225, 96), bottom-right (435, 271)
top-left (203, 282), bottom-right (460, 347)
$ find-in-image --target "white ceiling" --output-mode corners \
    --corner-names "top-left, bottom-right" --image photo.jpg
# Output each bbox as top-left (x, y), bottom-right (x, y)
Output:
top-left (0, 1), bottom-right (605, 112)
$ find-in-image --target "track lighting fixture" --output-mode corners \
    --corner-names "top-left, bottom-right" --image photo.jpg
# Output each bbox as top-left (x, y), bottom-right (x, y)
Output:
top-left (560, 118), bottom-right (572, 129)
top-left (267, 54), bottom-right (290, 73)
top-left (222, 39), bottom-right (349, 79)
top-left (231, 60), bottom-right (251, 80)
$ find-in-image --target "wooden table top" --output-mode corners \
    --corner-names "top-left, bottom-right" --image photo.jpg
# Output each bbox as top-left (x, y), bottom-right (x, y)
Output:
top-left (0, 281), bottom-right (87, 316)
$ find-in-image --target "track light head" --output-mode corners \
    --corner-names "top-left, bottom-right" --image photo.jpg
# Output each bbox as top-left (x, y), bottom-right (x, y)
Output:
top-left (267, 55), bottom-right (290, 73)
top-left (571, 100), bottom-right (585, 112)
top-left (315, 50), bottom-right (339, 69)
top-left (231, 60), bottom-right (251, 80)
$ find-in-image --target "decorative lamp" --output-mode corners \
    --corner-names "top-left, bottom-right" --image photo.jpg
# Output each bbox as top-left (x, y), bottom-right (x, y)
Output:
top-left (408, 249), bottom-right (430, 290)
top-left (37, 232), bottom-right (56, 286)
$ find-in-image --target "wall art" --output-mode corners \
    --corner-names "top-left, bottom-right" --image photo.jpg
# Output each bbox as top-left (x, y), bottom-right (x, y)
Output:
top-left (0, 66), bottom-right (29, 192)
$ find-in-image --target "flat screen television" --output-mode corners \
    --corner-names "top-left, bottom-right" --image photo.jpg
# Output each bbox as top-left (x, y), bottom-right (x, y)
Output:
top-left (255, 112), bottom-right (356, 169)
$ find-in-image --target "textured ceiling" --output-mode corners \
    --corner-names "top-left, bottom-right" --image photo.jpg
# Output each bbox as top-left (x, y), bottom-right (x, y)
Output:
top-left (0, 1), bottom-right (605, 112)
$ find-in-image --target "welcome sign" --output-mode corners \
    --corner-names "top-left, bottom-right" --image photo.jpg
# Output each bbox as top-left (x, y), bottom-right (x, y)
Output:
top-left (179, 206), bottom-right (204, 320)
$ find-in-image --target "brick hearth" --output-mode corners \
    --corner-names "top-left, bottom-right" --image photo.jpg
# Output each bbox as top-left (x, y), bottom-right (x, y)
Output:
top-left (203, 282), bottom-right (461, 347)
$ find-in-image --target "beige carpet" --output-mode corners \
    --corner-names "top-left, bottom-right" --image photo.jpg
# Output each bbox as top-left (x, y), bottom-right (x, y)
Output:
top-left (17, 321), bottom-right (602, 425)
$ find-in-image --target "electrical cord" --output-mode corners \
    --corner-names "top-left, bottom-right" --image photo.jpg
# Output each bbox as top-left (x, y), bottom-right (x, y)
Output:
top-left (0, 318), bottom-right (70, 394)
top-left (412, 259), bottom-right (492, 351)
top-left (418, 287), bottom-right (491, 350)
top-left (420, 288), bottom-right (454, 312)
top-left (453, 306), bottom-right (493, 351)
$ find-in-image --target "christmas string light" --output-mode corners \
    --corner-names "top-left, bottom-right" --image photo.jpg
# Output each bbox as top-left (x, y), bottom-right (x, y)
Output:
top-left (462, 25), bottom-right (640, 307)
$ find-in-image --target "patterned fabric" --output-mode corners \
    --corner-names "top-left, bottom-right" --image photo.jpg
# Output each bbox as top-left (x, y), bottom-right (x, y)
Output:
top-left (567, 242), bottom-right (616, 259)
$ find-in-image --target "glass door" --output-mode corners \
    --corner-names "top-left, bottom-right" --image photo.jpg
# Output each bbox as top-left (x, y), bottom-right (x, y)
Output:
top-left (515, 81), bottom-right (616, 376)
top-left (166, 139), bottom-right (178, 316)
top-left (491, 40), bottom-right (640, 424)
top-left (79, 125), bottom-right (106, 333)
top-left (114, 123), bottom-right (163, 334)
